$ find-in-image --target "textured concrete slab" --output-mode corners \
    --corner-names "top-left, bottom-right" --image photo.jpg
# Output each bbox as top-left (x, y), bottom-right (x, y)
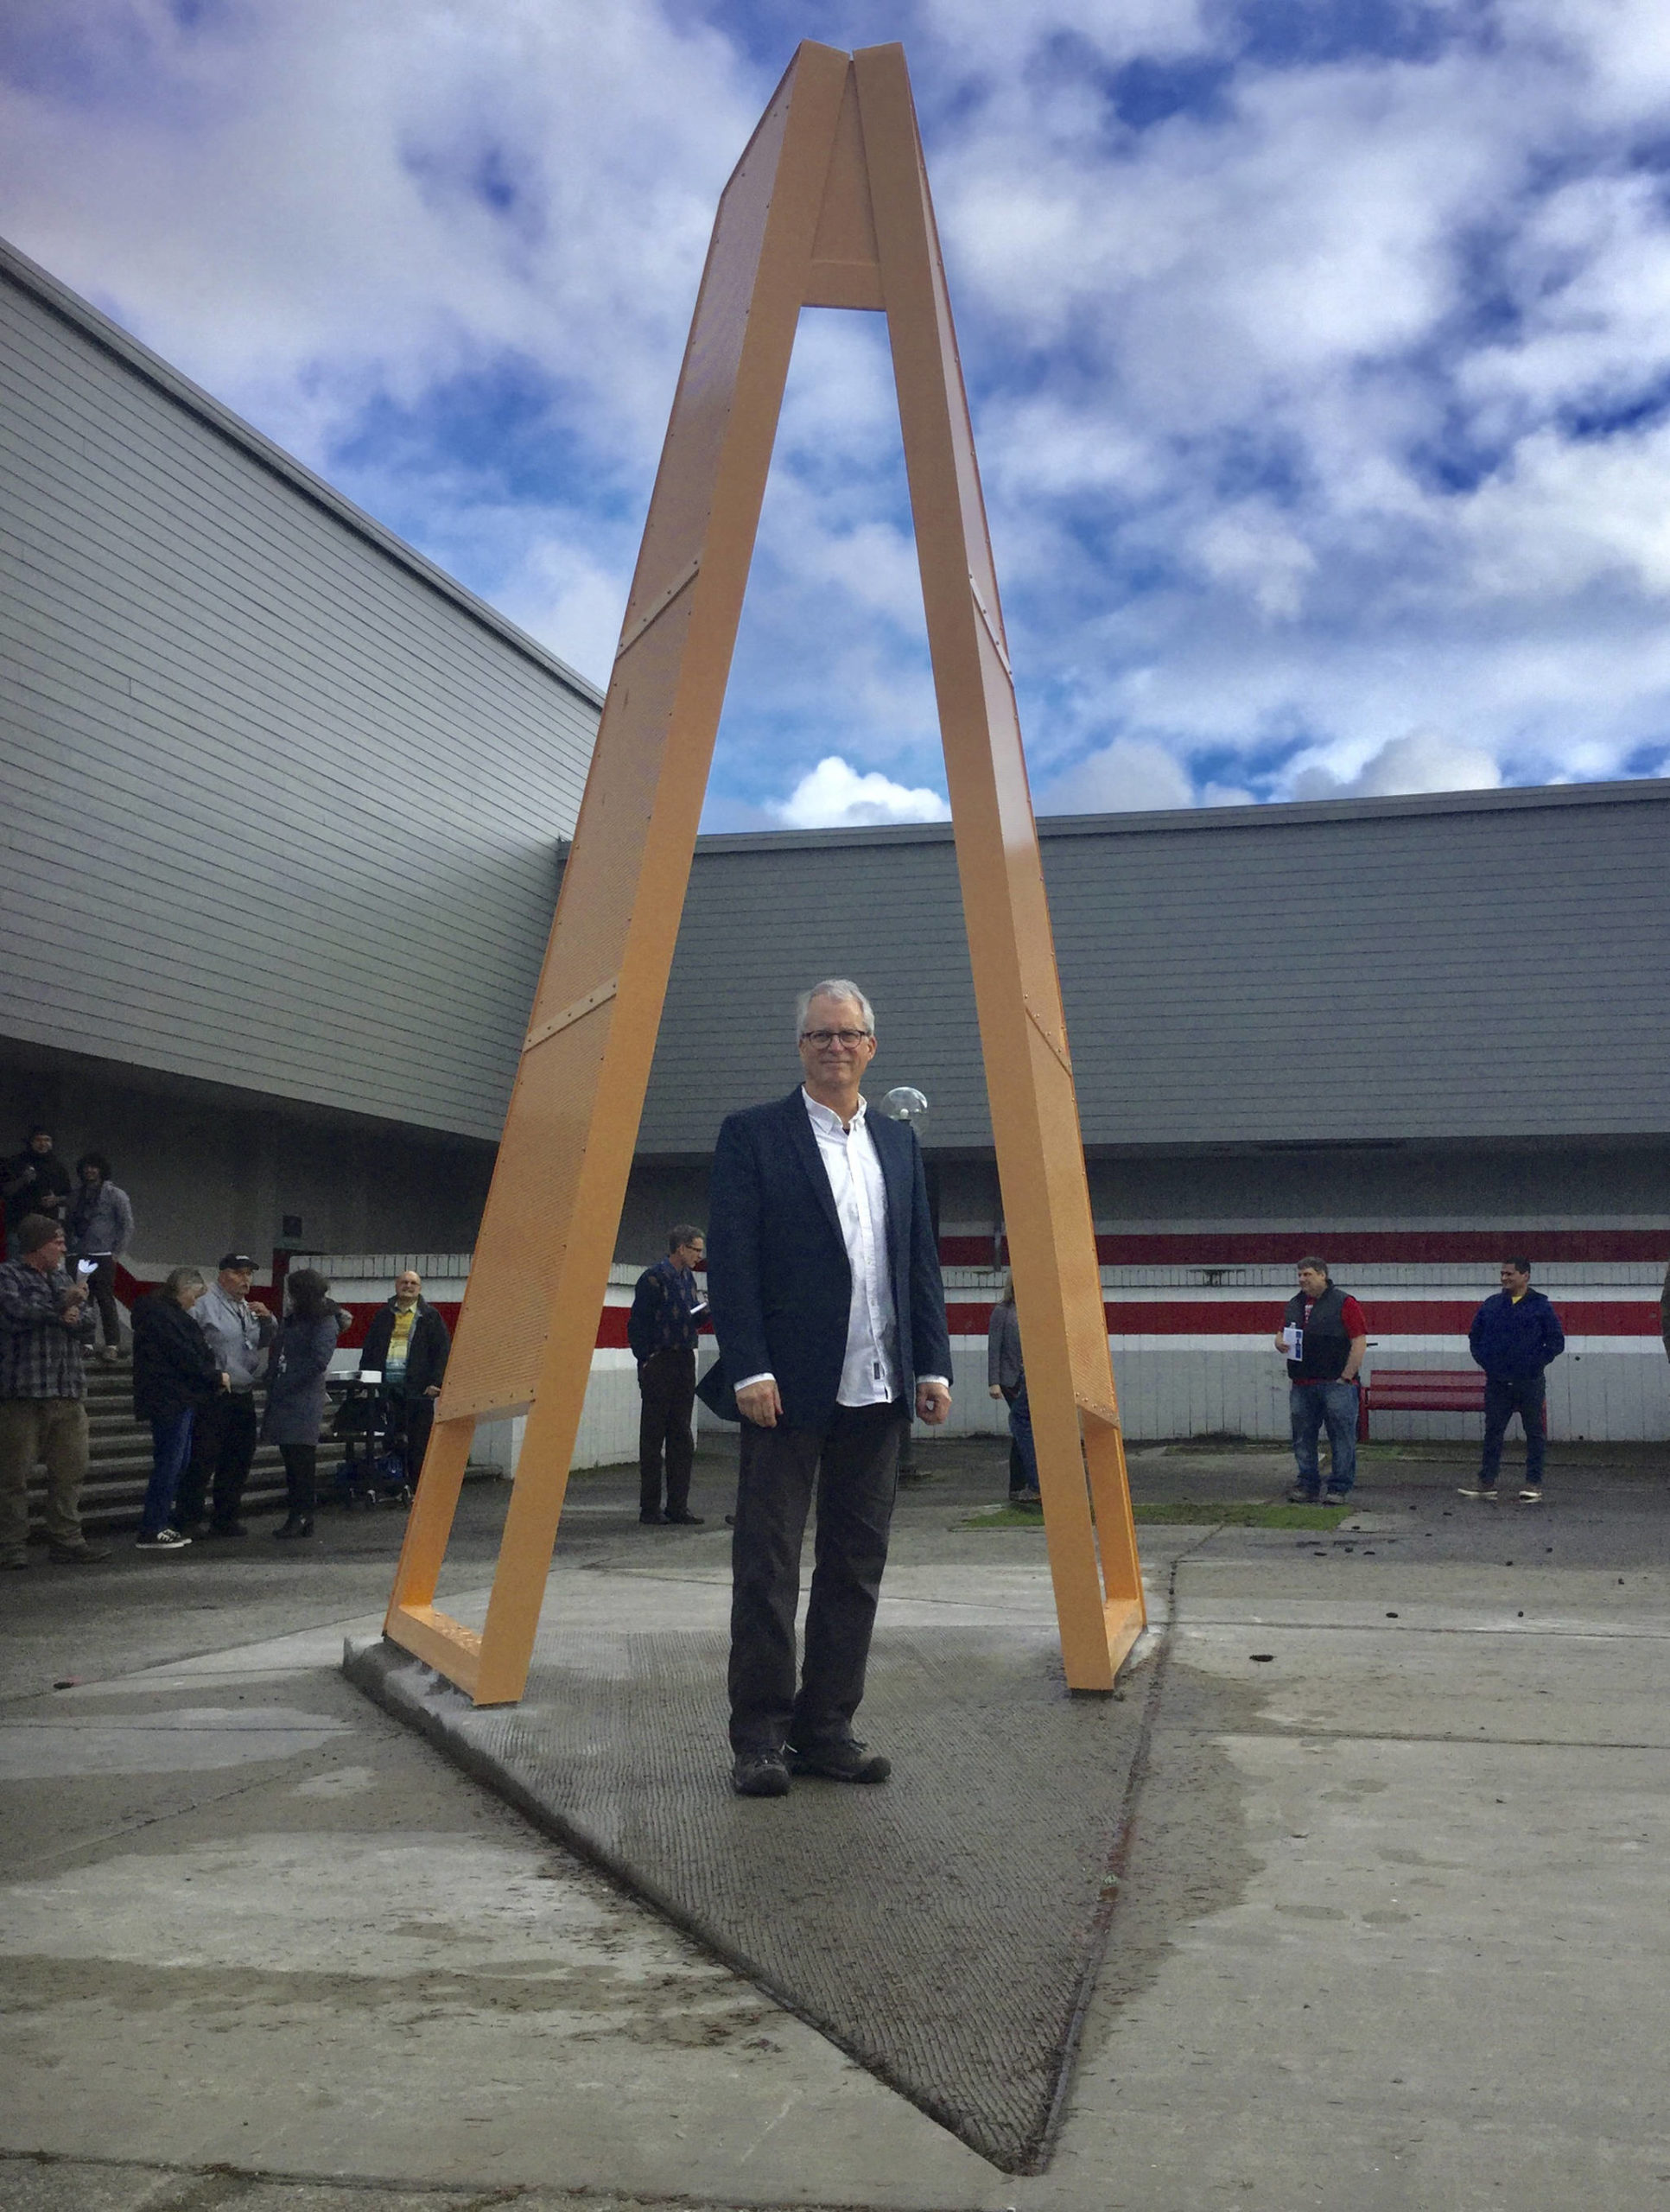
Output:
top-left (346, 1591), bottom-right (1156, 2174)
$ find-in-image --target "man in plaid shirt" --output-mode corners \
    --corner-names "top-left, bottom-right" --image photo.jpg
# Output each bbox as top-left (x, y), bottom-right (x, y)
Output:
top-left (0, 1213), bottom-right (106, 1567)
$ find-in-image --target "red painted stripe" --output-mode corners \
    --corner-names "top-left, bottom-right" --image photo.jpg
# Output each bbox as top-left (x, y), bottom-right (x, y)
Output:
top-left (946, 1300), bottom-right (1661, 1337)
top-left (939, 1230), bottom-right (1670, 1267)
top-left (120, 1283), bottom-right (1657, 1357)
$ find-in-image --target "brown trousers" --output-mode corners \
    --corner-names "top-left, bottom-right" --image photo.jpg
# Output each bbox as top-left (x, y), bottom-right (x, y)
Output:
top-left (0, 1396), bottom-right (89, 1557)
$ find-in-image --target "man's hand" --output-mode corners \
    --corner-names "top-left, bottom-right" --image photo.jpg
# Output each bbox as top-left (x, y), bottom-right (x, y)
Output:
top-left (248, 1300), bottom-right (273, 1322)
top-left (1272, 1332), bottom-right (1290, 1353)
top-left (916, 1379), bottom-right (951, 1427)
top-left (736, 1377), bottom-right (783, 1428)
top-left (59, 1299), bottom-right (85, 1330)
top-left (988, 1383), bottom-right (1003, 1400)
top-left (219, 1372), bottom-right (232, 1391)
top-left (424, 1383), bottom-right (441, 1398)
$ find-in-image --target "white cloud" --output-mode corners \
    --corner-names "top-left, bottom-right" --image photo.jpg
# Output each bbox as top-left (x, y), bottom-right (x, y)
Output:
top-left (1291, 728), bottom-right (1502, 803)
top-left (1037, 737), bottom-right (1193, 813)
top-left (1191, 502), bottom-right (1317, 620)
top-left (771, 756), bottom-right (950, 830)
top-left (4, 1), bottom-right (1670, 818)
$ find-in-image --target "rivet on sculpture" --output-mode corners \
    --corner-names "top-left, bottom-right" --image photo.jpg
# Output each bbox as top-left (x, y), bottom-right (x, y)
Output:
top-left (382, 40), bottom-right (1146, 1706)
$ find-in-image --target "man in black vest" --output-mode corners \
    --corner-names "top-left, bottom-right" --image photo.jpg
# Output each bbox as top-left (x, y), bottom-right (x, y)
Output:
top-left (1274, 1256), bottom-right (1368, 1504)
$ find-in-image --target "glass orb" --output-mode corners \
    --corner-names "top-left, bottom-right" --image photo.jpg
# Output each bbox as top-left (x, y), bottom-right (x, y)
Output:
top-left (878, 1085), bottom-right (930, 1122)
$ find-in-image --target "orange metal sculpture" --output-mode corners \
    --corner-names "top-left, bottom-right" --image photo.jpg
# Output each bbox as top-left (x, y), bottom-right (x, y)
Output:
top-left (383, 40), bottom-right (1146, 1706)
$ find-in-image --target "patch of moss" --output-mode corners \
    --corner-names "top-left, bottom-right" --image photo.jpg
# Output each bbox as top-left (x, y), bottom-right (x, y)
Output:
top-left (961, 1499), bottom-right (1353, 1530)
top-left (1133, 1499), bottom-right (1352, 1529)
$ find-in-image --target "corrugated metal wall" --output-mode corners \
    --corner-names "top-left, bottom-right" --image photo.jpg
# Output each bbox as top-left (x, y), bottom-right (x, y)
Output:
top-left (0, 239), bottom-right (600, 1143)
top-left (639, 785), bottom-right (1670, 1154)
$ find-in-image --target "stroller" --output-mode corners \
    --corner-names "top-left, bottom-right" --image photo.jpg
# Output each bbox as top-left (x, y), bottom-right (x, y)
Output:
top-left (330, 1375), bottom-right (412, 1510)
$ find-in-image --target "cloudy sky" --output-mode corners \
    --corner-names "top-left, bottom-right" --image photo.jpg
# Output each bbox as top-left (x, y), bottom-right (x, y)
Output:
top-left (4, 1), bottom-right (1670, 828)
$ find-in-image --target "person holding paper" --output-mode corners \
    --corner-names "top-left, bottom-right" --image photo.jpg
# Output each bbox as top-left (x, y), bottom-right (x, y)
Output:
top-left (1274, 1256), bottom-right (1368, 1505)
top-left (627, 1225), bottom-right (708, 1526)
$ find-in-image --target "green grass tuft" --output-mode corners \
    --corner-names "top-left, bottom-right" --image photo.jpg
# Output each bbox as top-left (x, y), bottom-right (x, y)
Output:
top-left (961, 1499), bottom-right (1352, 1531)
top-left (1134, 1499), bottom-right (1352, 1529)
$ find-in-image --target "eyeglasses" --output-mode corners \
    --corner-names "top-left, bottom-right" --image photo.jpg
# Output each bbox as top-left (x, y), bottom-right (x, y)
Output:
top-left (800, 1028), bottom-right (873, 1048)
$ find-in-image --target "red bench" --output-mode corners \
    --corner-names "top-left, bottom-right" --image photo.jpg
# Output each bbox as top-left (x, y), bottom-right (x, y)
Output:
top-left (1356, 1369), bottom-right (1486, 1441)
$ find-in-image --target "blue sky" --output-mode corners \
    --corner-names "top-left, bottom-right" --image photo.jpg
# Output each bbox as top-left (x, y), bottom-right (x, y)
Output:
top-left (5, 0), bottom-right (1670, 827)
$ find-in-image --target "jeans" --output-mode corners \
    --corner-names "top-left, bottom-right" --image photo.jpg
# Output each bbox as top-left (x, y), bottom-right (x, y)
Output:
top-left (1290, 1380), bottom-right (1359, 1497)
top-left (141, 1408), bottom-right (195, 1536)
top-left (1002, 1381), bottom-right (1038, 1494)
top-left (728, 1399), bottom-right (901, 1754)
top-left (1480, 1373), bottom-right (1546, 1487)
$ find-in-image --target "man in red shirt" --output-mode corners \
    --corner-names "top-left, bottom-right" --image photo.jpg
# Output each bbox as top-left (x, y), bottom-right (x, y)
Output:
top-left (1273, 1257), bottom-right (1368, 1505)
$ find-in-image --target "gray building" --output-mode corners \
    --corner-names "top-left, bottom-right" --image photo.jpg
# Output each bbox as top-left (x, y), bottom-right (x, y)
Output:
top-left (624, 779), bottom-right (1670, 1256)
top-left (5, 232), bottom-right (1666, 1318)
top-left (1, 236), bottom-right (600, 1265)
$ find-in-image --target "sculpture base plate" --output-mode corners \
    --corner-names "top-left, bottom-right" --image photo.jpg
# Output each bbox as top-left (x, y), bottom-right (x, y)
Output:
top-left (346, 1596), bottom-right (1152, 2173)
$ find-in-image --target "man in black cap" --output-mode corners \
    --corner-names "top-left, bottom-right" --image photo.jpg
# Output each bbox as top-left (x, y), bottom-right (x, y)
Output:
top-left (176, 1254), bottom-right (275, 1536)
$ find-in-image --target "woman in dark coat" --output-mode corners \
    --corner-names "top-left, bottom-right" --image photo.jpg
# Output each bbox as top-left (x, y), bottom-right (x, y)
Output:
top-left (262, 1268), bottom-right (347, 1539)
top-left (131, 1268), bottom-right (225, 1548)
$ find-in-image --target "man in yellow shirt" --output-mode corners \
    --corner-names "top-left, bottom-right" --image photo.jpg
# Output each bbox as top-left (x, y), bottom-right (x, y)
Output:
top-left (359, 1270), bottom-right (450, 1491)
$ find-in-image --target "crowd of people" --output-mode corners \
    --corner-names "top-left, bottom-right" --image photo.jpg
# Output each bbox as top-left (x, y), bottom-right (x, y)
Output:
top-left (7, 1048), bottom-right (1669, 1815)
top-left (0, 1139), bottom-right (452, 1564)
top-left (3, 1128), bottom-right (133, 1362)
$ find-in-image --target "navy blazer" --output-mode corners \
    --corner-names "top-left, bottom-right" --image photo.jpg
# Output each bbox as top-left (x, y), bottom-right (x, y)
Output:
top-left (697, 1089), bottom-right (951, 1431)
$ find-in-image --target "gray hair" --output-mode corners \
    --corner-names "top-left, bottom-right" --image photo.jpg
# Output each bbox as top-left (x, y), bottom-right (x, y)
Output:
top-left (795, 978), bottom-right (875, 1040)
top-left (163, 1267), bottom-right (206, 1302)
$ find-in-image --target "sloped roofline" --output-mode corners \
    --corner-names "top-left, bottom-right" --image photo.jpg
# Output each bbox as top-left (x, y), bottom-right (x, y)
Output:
top-left (695, 773), bottom-right (1670, 854)
top-left (0, 232), bottom-right (605, 709)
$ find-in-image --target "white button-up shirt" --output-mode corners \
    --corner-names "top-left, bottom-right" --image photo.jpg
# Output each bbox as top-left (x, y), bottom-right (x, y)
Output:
top-left (803, 1089), bottom-right (898, 1407)
top-left (733, 1089), bottom-right (948, 1408)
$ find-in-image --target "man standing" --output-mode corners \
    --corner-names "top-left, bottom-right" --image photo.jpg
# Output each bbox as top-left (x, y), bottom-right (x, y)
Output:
top-left (3, 1128), bottom-right (72, 1254)
top-left (702, 980), bottom-right (952, 1798)
top-left (0, 1214), bottom-right (107, 1567)
top-left (1275, 1256), bottom-right (1368, 1505)
top-left (627, 1225), bottom-right (708, 1526)
top-left (359, 1269), bottom-right (450, 1490)
top-left (1459, 1259), bottom-right (1565, 1504)
top-left (177, 1254), bottom-right (275, 1536)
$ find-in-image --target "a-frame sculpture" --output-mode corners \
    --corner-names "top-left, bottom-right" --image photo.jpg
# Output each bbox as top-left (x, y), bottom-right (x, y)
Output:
top-left (384, 40), bottom-right (1146, 1706)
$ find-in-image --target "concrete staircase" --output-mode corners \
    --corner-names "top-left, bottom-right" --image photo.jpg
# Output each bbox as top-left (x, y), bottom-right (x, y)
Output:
top-left (29, 1357), bottom-right (349, 1534)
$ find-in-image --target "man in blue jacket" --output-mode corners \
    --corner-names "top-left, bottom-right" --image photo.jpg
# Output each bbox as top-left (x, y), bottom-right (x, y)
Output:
top-left (1459, 1259), bottom-right (1565, 1503)
top-left (700, 981), bottom-right (951, 1798)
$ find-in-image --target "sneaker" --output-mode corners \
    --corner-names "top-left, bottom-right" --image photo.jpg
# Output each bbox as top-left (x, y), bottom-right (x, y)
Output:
top-left (1519, 1486), bottom-right (1543, 1504)
top-left (1322, 1488), bottom-right (1350, 1507)
top-left (136, 1528), bottom-right (192, 1550)
top-left (664, 1510), bottom-right (704, 1525)
top-left (732, 1749), bottom-right (791, 1797)
top-left (1286, 1486), bottom-right (1320, 1505)
top-left (48, 1541), bottom-right (109, 1564)
top-left (204, 1520), bottom-right (248, 1539)
top-left (1457, 1483), bottom-right (1498, 1500)
top-left (788, 1737), bottom-right (891, 1784)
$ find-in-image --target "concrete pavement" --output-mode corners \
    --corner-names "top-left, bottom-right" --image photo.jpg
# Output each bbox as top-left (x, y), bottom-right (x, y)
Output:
top-left (4, 1439), bottom-right (1670, 2209)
